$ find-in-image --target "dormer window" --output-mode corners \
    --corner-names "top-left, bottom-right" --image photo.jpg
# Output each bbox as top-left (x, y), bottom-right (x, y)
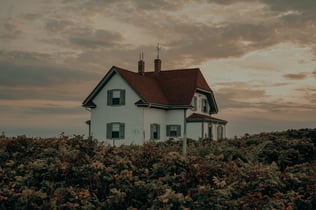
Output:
top-left (202, 99), bottom-right (208, 113)
top-left (107, 89), bottom-right (125, 106)
top-left (191, 96), bottom-right (197, 111)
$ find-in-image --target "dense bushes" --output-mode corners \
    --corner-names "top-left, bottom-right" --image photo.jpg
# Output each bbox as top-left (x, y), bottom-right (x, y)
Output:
top-left (0, 129), bottom-right (315, 209)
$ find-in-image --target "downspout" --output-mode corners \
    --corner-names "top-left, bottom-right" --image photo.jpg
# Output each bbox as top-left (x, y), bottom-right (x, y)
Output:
top-left (88, 123), bottom-right (91, 138)
top-left (183, 109), bottom-right (187, 157)
top-left (85, 107), bottom-right (92, 138)
top-left (142, 107), bottom-right (145, 144)
top-left (85, 120), bottom-right (91, 138)
top-left (201, 119), bottom-right (204, 139)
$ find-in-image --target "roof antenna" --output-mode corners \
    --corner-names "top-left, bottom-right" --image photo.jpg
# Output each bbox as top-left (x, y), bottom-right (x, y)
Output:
top-left (156, 43), bottom-right (160, 59)
top-left (139, 51), bottom-right (144, 60)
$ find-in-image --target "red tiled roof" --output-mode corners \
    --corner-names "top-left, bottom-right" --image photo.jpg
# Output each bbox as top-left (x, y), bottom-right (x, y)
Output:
top-left (115, 66), bottom-right (212, 105)
top-left (83, 66), bottom-right (217, 111)
top-left (115, 67), bottom-right (168, 104)
top-left (187, 113), bottom-right (227, 124)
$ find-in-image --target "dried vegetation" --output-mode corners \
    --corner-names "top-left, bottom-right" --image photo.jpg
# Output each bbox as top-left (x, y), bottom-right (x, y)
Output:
top-left (0, 129), bottom-right (315, 209)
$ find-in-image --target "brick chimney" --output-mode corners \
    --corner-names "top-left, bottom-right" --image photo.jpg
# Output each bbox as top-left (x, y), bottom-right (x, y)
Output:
top-left (154, 58), bottom-right (161, 73)
top-left (154, 43), bottom-right (161, 73)
top-left (138, 52), bottom-right (144, 75)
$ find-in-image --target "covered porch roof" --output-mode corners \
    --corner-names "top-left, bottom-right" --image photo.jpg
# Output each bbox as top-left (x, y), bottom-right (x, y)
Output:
top-left (187, 113), bottom-right (227, 125)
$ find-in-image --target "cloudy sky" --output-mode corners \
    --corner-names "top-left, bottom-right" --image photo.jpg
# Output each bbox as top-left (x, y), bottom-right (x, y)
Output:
top-left (0, 0), bottom-right (315, 138)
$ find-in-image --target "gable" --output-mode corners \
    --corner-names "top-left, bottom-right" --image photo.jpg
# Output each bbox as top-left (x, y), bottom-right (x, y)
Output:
top-left (82, 66), bottom-right (142, 107)
top-left (82, 66), bottom-right (116, 107)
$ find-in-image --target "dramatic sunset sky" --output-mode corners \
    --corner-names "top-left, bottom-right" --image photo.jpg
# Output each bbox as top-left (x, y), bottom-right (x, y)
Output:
top-left (1, 0), bottom-right (315, 138)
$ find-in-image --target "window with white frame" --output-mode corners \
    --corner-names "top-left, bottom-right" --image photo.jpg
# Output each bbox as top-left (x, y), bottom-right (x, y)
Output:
top-left (106, 123), bottom-right (125, 139)
top-left (217, 125), bottom-right (224, 140)
top-left (150, 123), bottom-right (160, 140)
top-left (191, 96), bottom-right (197, 111)
top-left (202, 99), bottom-right (208, 113)
top-left (166, 125), bottom-right (181, 137)
top-left (107, 89), bottom-right (125, 105)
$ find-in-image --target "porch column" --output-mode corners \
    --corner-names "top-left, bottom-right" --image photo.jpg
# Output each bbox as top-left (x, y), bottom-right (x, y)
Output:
top-left (183, 109), bottom-right (187, 157)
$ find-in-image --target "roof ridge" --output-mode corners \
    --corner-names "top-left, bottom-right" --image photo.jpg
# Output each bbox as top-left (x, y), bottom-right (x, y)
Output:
top-left (159, 67), bottom-right (200, 72)
top-left (114, 66), bottom-right (201, 74)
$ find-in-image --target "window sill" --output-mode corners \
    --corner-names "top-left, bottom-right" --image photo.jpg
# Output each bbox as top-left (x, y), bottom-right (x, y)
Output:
top-left (108, 104), bottom-right (125, 107)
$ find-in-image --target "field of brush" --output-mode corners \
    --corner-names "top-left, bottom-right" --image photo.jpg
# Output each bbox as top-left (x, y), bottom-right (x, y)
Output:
top-left (0, 129), bottom-right (315, 209)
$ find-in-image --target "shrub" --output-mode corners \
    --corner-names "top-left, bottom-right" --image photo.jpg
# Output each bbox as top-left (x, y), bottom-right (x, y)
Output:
top-left (0, 129), bottom-right (315, 209)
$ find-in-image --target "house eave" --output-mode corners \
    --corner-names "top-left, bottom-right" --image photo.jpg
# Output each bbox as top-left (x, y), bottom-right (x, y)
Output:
top-left (187, 113), bottom-right (227, 124)
top-left (82, 66), bottom-right (117, 107)
top-left (82, 101), bottom-right (96, 109)
top-left (187, 118), bottom-right (227, 124)
top-left (135, 101), bottom-right (190, 110)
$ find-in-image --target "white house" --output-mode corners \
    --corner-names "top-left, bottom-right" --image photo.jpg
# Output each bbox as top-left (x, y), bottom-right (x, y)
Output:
top-left (82, 57), bottom-right (227, 145)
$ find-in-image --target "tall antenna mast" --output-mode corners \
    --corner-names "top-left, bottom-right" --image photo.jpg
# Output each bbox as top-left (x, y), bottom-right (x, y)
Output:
top-left (156, 43), bottom-right (160, 59)
top-left (139, 51), bottom-right (144, 60)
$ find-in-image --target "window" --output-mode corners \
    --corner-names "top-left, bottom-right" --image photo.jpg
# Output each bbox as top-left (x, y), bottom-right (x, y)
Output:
top-left (150, 124), bottom-right (160, 140)
top-left (112, 90), bottom-right (121, 105)
top-left (217, 125), bottom-right (224, 140)
top-left (166, 125), bottom-right (181, 137)
top-left (111, 123), bottom-right (120, 138)
top-left (107, 89), bottom-right (125, 106)
top-left (202, 99), bottom-right (208, 113)
top-left (191, 96), bottom-right (197, 111)
top-left (106, 123), bottom-right (125, 139)
top-left (208, 125), bottom-right (213, 140)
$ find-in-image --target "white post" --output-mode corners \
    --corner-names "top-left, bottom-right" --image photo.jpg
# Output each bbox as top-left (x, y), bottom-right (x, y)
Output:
top-left (183, 109), bottom-right (187, 157)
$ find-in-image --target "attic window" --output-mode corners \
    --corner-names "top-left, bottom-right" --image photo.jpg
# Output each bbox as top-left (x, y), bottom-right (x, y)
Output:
top-left (191, 96), bottom-right (197, 111)
top-left (107, 89), bottom-right (125, 106)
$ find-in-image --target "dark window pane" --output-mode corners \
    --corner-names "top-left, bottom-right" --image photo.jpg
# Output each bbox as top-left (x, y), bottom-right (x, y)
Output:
top-left (112, 98), bottom-right (120, 105)
top-left (170, 130), bottom-right (177, 137)
top-left (202, 99), bottom-right (208, 113)
top-left (112, 131), bottom-right (119, 138)
top-left (153, 132), bottom-right (158, 139)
